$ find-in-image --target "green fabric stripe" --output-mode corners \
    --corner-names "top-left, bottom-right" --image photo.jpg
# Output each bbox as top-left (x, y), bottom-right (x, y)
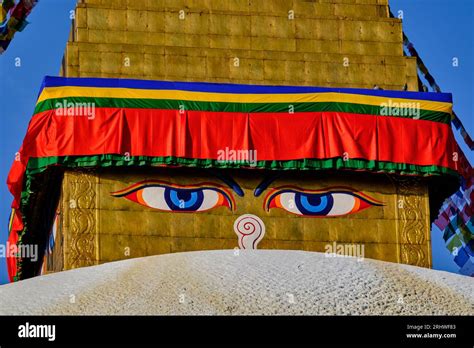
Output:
top-left (25, 155), bottom-right (459, 177)
top-left (34, 97), bottom-right (451, 124)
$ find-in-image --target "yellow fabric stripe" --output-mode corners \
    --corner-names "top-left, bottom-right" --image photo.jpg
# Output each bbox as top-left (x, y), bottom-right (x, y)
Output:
top-left (37, 86), bottom-right (452, 114)
top-left (8, 208), bottom-right (15, 231)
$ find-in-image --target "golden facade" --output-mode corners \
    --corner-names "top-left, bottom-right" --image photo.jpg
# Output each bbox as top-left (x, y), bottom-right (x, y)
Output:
top-left (45, 168), bottom-right (432, 272)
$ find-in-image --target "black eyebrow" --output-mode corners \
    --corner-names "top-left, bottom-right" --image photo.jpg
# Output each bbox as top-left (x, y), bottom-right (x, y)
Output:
top-left (254, 174), bottom-right (281, 197)
top-left (206, 169), bottom-right (244, 197)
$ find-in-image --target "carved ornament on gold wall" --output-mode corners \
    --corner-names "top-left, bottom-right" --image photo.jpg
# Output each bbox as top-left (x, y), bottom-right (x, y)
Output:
top-left (394, 176), bottom-right (430, 267)
top-left (64, 170), bottom-right (98, 270)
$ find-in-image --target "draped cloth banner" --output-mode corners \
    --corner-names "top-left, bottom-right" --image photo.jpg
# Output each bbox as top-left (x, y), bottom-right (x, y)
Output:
top-left (6, 76), bottom-right (464, 281)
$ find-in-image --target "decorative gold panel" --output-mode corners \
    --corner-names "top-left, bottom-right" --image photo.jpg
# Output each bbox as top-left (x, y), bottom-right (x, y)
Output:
top-left (62, 170), bottom-right (99, 269)
top-left (393, 176), bottom-right (431, 267)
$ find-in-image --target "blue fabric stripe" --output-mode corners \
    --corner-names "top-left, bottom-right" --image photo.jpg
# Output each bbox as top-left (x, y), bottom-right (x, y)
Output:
top-left (39, 76), bottom-right (453, 103)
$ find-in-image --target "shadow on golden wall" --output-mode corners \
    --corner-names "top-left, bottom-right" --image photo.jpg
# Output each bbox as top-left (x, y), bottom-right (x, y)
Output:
top-left (44, 167), bottom-right (432, 273)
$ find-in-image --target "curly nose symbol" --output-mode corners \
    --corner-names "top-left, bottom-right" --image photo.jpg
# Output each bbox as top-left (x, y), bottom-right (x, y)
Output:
top-left (233, 214), bottom-right (266, 249)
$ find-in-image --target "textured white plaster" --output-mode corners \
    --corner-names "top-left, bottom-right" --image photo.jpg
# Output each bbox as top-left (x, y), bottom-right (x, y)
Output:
top-left (0, 250), bottom-right (472, 315)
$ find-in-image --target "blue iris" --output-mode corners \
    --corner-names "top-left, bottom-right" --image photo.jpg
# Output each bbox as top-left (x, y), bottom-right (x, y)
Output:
top-left (295, 192), bottom-right (334, 216)
top-left (165, 188), bottom-right (204, 211)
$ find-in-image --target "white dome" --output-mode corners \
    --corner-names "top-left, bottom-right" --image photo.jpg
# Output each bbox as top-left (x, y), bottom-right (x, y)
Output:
top-left (1, 250), bottom-right (473, 315)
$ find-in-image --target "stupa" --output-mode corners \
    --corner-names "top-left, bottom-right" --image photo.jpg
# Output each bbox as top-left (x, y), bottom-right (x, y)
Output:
top-left (6, 0), bottom-right (471, 281)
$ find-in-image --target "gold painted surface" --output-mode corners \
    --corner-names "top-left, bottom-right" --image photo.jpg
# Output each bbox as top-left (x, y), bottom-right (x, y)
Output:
top-left (50, 168), bottom-right (431, 272)
top-left (62, 0), bottom-right (418, 91)
top-left (393, 176), bottom-right (432, 268)
top-left (61, 170), bottom-right (100, 269)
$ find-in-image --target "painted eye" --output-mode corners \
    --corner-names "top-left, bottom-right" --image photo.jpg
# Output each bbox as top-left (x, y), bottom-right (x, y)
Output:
top-left (111, 181), bottom-right (235, 212)
top-left (264, 186), bottom-right (383, 217)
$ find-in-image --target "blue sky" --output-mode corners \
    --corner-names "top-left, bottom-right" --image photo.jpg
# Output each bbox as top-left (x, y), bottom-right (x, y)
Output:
top-left (0, 0), bottom-right (472, 283)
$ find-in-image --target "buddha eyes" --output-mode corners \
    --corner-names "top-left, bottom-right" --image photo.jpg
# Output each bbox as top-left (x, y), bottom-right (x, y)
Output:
top-left (111, 181), bottom-right (235, 213)
top-left (263, 186), bottom-right (383, 217)
top-left (112, 182), bottom-right (382, 217)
